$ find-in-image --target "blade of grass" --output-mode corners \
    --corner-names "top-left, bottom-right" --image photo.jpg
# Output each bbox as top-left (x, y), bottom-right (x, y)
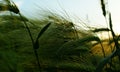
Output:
top-left (95, 51), bottom-right (115, 72)
top-left (99, 40), bottom-right (106, 58)
top-left (8, 1), bottom-right (42, 71)
top-left (34, 22), bottom-right (51, 49)
top-left (95, 47), bottom-right (120, 72)
top-left (19, 13), bottom-right (42, 72)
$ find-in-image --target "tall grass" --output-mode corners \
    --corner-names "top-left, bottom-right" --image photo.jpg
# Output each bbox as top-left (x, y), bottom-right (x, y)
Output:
top-left (0, 0), bottom-right (51, 72)
top-left (95, 0), bottom-right (120, 72)
top-left (0, 1), bottom-right (95, 72)
top-left (1, 0), bottom-right (120, 72)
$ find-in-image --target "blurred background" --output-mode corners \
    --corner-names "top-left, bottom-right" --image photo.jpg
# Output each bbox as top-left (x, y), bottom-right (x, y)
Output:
top-left (12, 0), bottom-right (120, 34)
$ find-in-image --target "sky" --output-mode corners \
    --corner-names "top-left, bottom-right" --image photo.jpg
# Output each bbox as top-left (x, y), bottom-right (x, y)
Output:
top-left (12, 0), bottom-right (120, 34)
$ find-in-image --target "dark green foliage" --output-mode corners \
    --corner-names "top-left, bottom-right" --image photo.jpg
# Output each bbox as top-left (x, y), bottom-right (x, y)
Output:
top-left (56, 36), bottom-right (100, 57)
top-left (0, 13), bottom-right (97, 72)
top-left (95, 48), bottom-right (120, 72)
top-left (0, 50), bottom-right (23, 72)
top-left (0, 18), bottom-right (97, 72)
top-left (95, 52), bottom-right (114, 72)
top-left (0, 0), bottom-right (115, 72)
top-left (34, 22), bottom-right (51, 49)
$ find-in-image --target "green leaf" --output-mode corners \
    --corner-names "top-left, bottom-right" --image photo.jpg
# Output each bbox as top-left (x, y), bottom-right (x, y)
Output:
top-left (34, 22), bottom-right (51, 49)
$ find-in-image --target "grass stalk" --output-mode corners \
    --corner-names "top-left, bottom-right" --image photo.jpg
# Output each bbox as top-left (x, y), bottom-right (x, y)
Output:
top-left (109, 13), bottom-right (120, 63)
top-left (96, 0), bottom-right (120, 71)
top-left (18, 13), bottom-right (42, 72)
top-left (99, 40), bottom-right (106, 57)
top-left (6, 0), bottom-right (42, 71)
top-left (100, 0), bottom-right (106, 17)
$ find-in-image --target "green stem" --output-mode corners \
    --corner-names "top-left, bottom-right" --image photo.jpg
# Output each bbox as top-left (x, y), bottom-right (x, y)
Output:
top-left (19, 13), bottom-right (42, 72)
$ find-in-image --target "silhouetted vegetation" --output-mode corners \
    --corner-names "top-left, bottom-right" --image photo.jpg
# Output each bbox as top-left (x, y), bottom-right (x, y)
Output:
top-left (0, 0), bottom-right (120, 72)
